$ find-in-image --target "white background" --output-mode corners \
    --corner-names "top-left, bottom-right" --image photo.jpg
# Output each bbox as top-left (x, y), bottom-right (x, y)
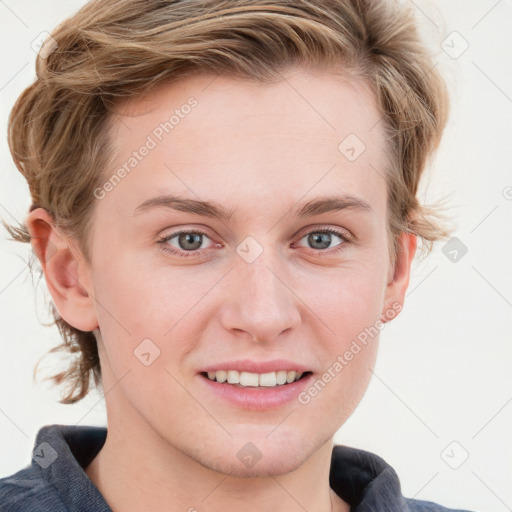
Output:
top-left (1, 1), bottom-right (511, 511)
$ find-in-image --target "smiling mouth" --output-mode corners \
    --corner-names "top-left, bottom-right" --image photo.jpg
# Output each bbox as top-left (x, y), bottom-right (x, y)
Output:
top-left (201, 370), bottom-right (312, 388)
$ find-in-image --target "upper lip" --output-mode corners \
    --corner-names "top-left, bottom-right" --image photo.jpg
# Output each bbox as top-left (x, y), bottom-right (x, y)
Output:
top-left (198, 359), bottom-right (311, 374)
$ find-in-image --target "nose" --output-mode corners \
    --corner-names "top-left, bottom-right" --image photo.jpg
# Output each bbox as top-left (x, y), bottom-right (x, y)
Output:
top-left (218, 252), bottom-right (301, 343)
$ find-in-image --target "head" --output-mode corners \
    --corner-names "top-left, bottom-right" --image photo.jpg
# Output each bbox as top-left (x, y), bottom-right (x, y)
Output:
top-left (4, 0), bottom-right (449, 477)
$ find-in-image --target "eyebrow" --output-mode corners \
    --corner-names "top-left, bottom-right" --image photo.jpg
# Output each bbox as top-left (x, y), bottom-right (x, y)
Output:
top-left (133, 195), bottom-right (236, 221)
top-left (132, 194), bottom-right (371, 220)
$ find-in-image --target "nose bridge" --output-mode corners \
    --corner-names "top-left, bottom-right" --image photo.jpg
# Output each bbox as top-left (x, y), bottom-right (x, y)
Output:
top-left (245, 254), bottom-right (283, 304)
top-left (221, 244), bottom-right (301, 341)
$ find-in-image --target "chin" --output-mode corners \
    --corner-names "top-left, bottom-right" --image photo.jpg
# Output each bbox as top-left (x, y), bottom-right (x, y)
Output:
top-left (192, 425), bottom-right (329, 477)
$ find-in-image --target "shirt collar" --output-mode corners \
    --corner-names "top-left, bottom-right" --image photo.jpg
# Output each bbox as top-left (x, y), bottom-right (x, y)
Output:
top-left (34, 424), bottom-right (110, 512)
top-left (330, 444), bottom-right (409, 511)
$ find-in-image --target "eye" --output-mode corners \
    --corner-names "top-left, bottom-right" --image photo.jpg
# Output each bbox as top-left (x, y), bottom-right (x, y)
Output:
top-left (156, 226), bottom-right (352, 259)
top-left (157, 229), bottom-right (220, 257)
top-left (294, 227), bottom-right (351, 254)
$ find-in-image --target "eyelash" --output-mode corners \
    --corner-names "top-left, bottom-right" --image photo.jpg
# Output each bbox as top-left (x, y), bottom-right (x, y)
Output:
top-left (156, 226), bottom-right (352, 258)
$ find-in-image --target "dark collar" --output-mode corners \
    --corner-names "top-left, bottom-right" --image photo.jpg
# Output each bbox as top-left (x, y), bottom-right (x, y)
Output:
top-left (35, 424), bottom-right (110, 512)
top-left (330, 444), bottom-right (409, 511)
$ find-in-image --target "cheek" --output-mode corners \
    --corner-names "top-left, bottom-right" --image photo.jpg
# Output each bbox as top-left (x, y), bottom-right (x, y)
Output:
top-left (91, 256), bottom-right (211, 369)
top-left (301, 261), bottom-right (387, 333)
top-left (295, 261), bottom-right (385, 405)
top-left (93, 253), bottom-right (186, 331)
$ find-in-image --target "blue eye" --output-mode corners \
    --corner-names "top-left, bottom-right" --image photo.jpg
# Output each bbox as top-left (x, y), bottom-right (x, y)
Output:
top-left (157, 226), bottom-right (351, 258)
top-left (157, 230), bottom-right (215, 257)
top-left (296, 229), bottom-right (347, 251)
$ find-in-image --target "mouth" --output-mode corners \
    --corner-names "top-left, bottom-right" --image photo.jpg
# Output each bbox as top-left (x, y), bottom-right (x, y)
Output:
top-left (199, 369), bottom-right (314, 411)
top-left (197, 359), bottom-right (314, 410)
top-left (200, 369), bottom-right (312, 388)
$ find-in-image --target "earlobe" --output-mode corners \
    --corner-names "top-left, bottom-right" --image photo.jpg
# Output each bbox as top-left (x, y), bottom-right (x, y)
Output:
top-left (26, 208), bottom-right (98, 332)
top-left (382, 233), bottom-right (417, 322)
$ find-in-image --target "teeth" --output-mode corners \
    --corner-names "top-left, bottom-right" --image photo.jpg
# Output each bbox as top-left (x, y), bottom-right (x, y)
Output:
top-left (227, 370), bottom-right (240, 384)
top-left (276, 370), bottom-right (287, 385)
top-left (206, 370), bottom-right (306, 387)
top-left (215, 370), bottom-right (227, 383)
top-left (259, 372), bottom-right (277, 387)
top-left (239, 371), bottom-right (259, 386)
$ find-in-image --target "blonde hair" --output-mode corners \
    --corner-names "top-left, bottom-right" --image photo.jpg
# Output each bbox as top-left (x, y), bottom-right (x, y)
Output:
top-left (3, 0), bottom-right (450, 404)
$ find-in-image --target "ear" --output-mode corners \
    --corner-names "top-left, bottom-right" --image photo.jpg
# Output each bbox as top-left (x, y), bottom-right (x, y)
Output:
top-left (26, 208), bottom-right (98, 332)
top-left (381, 232), bottom-right (417, 322)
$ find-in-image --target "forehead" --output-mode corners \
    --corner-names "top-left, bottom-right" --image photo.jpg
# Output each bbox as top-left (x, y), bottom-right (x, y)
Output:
top-left (99, 67), bottom-right (387, 220)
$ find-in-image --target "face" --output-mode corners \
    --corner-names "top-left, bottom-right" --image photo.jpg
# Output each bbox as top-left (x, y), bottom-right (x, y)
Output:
top-left (54, 66), bottom-right (412, 477)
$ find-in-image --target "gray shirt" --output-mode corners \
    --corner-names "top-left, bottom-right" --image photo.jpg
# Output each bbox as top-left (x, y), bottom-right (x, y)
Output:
top-left (0, 424), bottom-right (472, 511)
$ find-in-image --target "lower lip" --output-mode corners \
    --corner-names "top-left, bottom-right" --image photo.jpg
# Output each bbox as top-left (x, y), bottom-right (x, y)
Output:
top-left (198, 373), bottom-right (313, 411)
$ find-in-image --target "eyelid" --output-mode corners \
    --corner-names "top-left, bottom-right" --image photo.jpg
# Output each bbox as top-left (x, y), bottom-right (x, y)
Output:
top-left (159, 223), bottom-right (215, 236)
top-left (294, 224), bottom-right (353, 241)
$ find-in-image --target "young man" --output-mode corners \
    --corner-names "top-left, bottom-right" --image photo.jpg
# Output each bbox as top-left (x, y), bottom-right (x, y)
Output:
top-left (0, 1), bottom-right (472, 510)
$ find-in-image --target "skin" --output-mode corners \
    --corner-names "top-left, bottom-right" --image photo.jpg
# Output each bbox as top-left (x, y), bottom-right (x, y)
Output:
top-left (27, 66), bottom-right (416, 512)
